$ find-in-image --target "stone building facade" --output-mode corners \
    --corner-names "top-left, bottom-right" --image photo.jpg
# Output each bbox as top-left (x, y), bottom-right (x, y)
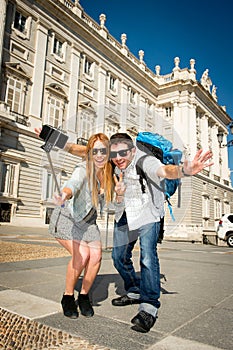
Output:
top-left (0, 0), bottom-right (233, 242)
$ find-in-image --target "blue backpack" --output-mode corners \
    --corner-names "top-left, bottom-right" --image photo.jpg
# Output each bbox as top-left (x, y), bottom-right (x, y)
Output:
top-left (136, 132), bottom-right (183, 221)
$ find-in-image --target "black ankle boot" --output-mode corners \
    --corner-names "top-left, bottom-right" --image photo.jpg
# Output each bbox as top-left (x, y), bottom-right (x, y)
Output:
top-left (78, 293), bottom-right (94, 317)
top-left (61, 294), bottom-right (79, 319)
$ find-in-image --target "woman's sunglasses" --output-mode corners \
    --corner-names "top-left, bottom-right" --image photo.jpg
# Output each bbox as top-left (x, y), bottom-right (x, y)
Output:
top-left (110, 148), bottom-right (132, 159)
top-left (92, 148), bottom-right (107, 155)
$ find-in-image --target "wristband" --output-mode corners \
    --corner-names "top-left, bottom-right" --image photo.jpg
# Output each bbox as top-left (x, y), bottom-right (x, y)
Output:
top-left (181, 166), bottom-right (190, 177)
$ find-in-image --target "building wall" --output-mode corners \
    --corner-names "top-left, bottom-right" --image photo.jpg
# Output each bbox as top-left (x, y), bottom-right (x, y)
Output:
top-left (0, 0), bottom-right (233, 242)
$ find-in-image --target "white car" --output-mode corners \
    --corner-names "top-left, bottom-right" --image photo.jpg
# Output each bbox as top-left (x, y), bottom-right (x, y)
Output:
top-left (217, 214), bottom-right (233, 247)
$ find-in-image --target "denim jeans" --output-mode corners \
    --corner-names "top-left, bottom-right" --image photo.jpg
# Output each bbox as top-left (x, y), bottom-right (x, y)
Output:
top-left (112, 211), bottom-right (161, 309)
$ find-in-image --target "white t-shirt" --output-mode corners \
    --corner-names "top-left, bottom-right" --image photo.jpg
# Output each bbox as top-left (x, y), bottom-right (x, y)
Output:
top-left (115, 148), bottom-right (165, 230)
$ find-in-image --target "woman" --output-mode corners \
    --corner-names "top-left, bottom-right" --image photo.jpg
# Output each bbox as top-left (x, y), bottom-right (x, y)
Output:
top-left (49, 133), bottom-right (113, 319)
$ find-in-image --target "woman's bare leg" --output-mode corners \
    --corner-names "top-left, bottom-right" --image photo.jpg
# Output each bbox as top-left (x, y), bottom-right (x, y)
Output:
top-left (79, 240), bottom-right (102, 294)
top-left (56, 238), bottom-right (85, 295)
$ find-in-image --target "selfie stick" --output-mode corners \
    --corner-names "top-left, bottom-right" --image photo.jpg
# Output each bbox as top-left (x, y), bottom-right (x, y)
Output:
top-left (46, 152), bottom-right (61, 193)
top-left (40, 124), bottom-right (69, 194)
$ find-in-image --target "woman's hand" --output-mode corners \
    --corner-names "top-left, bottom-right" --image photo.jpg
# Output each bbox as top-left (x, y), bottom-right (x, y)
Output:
top-left (53, 188), bottom-right (72, 206)
top-left (53, 192), bottom-right (68, 206)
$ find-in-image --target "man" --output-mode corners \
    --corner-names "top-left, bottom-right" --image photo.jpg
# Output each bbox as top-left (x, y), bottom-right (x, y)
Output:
top-left (110, 133), bottom-right (213, 333)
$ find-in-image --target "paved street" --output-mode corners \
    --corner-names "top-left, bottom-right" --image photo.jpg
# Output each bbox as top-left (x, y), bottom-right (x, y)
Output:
top-left (0, 225), bottom-right (232, 349)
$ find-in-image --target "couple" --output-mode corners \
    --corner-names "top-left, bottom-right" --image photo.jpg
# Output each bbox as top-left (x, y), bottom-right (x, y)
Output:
top-left (44, 130), bottom-right (213, 333)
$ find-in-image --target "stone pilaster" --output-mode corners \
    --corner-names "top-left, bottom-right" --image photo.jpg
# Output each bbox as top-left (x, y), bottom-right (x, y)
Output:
top-left (29, 22), bottom-right (48, 118)
top-left (66, 46), bottom-right (81, 134)
top-left (200, 114), bottom-right (209, 150)
top-left (0, 0), bottom-right (7, 76)
top-left (139, 94), bottom-right (146, 129)
top-left (96, 65), bottom-right (106, 132)
top-left (119, 81), bottom-right (128, 131)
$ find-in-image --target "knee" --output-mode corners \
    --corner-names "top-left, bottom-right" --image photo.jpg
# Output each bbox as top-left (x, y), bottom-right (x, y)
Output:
top-left (90, 249), bottom-right (102, 266)
top-left (73, 255), bottom-right (88, 270)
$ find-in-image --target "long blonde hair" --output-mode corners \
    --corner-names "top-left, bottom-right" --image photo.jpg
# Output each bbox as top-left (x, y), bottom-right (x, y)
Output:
top-left (86, 133), bottom-right (113, 208)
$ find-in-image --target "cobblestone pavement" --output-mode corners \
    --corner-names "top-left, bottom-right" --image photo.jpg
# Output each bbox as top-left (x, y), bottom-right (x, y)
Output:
top-left (0, 308), bottom-right (110, 350)
top-left (0, 240), bottom-right (70, 263)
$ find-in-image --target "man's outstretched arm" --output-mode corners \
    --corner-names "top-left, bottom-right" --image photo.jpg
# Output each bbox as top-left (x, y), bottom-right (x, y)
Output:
top-left (157, 149), bottom-right (214, 179)
top-left (64, 142), bottom-right (86, 157)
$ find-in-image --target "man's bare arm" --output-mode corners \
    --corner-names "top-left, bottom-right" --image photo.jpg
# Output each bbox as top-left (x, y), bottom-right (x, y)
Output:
top-left (64, 142), bottom-right (87, 157)
top-left (157, 149), bottom-right (214, 179)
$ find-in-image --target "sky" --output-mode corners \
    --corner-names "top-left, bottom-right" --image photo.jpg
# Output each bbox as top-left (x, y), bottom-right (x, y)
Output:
top-left (79, 0), bottom-right (233, 183)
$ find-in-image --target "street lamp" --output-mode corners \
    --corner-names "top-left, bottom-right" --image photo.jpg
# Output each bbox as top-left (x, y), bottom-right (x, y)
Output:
top-left (217, 121), bottom-right (233, 148)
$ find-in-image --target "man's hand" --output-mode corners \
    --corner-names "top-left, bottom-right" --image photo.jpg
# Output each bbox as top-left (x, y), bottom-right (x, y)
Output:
top-left (183, 149), bottom-right (214, 176)
top-left (158, 149), bottom-right (214, 179)
top-left (34, 127), bottom-right (42, 137)
top-left (113, 172), bottom-right (126, 202)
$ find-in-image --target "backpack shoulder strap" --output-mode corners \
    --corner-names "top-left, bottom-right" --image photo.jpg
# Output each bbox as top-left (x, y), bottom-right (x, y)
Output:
top-left (136, 155), bottom-right (164, 204)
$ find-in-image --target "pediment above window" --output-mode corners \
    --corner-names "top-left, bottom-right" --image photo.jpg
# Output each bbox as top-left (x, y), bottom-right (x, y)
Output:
top-left (105, 114), bottom-right (119, 126)
top-left (45, 83), bottom-right (68, 101)
top-left (127, 126), bottom-right (138, 136)
top-left (79, 100), bottom-right (96, 115)
top-left (5, 62), bottom-right (31, 80)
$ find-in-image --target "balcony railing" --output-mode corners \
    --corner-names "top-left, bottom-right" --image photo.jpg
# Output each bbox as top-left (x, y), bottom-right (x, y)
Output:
top-left (0, 102), bottom-right (30, 126)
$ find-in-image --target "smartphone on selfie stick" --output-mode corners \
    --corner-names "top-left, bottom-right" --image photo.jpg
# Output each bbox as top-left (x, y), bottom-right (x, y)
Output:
top-left (39, 125), bottom-right (68, 194)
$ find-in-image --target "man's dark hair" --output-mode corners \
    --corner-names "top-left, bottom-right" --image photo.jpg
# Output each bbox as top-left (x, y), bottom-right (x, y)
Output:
top-left (110, 133), bottom-right (134, 148)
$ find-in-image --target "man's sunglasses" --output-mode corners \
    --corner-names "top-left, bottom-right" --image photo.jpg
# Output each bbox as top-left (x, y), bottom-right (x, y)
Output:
top-left (110, 148), bottom-right (133, 159)
top-left (92, 148), bottom-right (107, 155)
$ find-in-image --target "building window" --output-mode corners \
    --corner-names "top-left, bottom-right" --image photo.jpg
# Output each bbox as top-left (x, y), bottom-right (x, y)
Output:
top-left (47, 96), bottom-right (64, 128)
top-left (109, 75), bottom-right (117, 94)
top-left (214, 199), bottom-right (221, 219)
top-left (84, 59), bottom-right (91, 75)
top-left (14, 11), bottom-right (27, 33)
top-left (165, 107), bottom-right (172, 118)
top-left (51, 34), bottom-right (66, 62)
top-left (46, 173), bottom-right (56, 200)
top-left (6, 77), bottom-right (23, 113)
top-left (41, 168), bottom-right (60, 201)
top-left (0, 163), bottom-right (16, 197)
top-left (223, 202), bottom-right (230, 215)
top-left (84, 57), bottom-right (94, 79)
top-left (202, 195), bottom-right (210, 219)
top-left (45, 207), bottom-right (54, 224)
top-left (53, 38), bottom-right (63, 58)
top-left (13, 10), bottom-right (31, 39)
top-left (105, 122), bottom-right (119, 138)
top-left (146, 102), bottom-right (153, 116)
top-left (0, 203), bottom-right (12, 223)
top-left (79, 111), bottom-right (96, 139)
top-left (130, 89), bottom-right (137, 105)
